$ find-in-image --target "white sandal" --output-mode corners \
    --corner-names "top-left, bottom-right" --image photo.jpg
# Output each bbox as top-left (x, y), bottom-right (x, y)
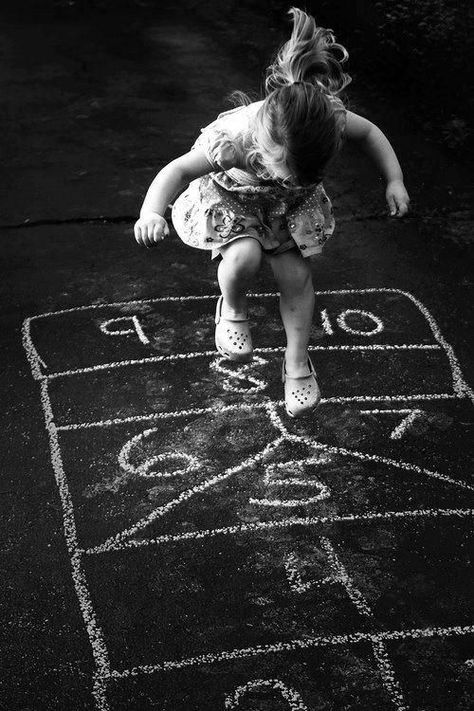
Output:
top-left (215, 296), bottom-right (253, 362)
top-left (282, 356), bottom-right (321, 417)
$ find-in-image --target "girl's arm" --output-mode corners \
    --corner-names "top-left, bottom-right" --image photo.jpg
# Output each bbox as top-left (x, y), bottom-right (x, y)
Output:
top-left (134, 149), bottom-right (214, 247)
top-left (344, 111), bottom-right (410, 217)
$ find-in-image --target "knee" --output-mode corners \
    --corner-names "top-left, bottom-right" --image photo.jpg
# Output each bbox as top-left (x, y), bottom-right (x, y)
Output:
top-left (277, 260), bottom-right (313, 296)
top-left (222, 239), bottom-right (262, 277)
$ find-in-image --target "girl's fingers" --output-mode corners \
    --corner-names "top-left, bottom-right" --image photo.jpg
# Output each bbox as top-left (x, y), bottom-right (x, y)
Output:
top-left (141, 225), bottom-right (151, 247)
top-left (396, 196), bottom-right (409, 217)
top-left (136, 226), bottom-right (145, 245)
top-left (135, 224), bottom-right (148, 246)
top-left (387, 194), bottom-right (397, 217)
top-left (134, 219), bottom-right (169, 246)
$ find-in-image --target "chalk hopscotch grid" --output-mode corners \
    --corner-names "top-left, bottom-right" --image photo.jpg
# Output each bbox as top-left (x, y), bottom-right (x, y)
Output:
top-left (22, 289), bottom-right (474, 710)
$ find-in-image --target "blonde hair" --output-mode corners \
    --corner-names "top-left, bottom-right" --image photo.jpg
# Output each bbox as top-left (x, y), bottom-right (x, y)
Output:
top-left (265, 7), bottom-right (351, 94)
top-left (232, 7), bottom-right (351, 185)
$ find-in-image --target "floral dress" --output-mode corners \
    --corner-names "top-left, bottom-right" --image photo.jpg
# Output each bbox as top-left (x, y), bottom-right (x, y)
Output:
top-left (171, 100), bottom-right (346, 260)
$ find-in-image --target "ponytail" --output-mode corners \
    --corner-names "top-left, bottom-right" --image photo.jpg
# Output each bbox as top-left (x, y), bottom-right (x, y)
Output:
top-left (265, 7), bottom-right (351, 96)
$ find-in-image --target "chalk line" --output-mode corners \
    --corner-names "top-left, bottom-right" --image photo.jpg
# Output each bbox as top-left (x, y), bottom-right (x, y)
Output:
top-left (34, 380), bottom-right (111, 692)
top-left (56, 393), bottom-right (463, 432)
top-left (360, 408), bottom-right (426, 439)
top-left (38, 343), bottom-right (441, 381)
top-left (103, 624), bottom-right (474, 679)
top-left (83, 508), bottom-right (474, 555)
top-left (286, 542), bottom-right (395, 707)
top-left (320, 536), bottom-right (373, 617)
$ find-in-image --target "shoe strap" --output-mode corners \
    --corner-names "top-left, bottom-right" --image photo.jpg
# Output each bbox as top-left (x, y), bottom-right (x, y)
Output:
top-left (282, 358), bottom-right (317, 381)
top-left (215, 296), bottom-right (248, 325)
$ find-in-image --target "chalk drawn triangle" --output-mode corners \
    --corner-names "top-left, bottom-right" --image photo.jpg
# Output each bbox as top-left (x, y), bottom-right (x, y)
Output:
top-left (83, 428), bottom-right (474, 555)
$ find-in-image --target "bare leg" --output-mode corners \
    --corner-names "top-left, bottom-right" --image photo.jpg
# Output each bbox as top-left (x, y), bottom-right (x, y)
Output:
top-left (217, 238), bottom-right (263, 319)
top-left (267, 249), bottom-right (315, 377)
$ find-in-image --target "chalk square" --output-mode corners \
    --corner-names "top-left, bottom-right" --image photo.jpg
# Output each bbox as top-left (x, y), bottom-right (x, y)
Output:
top-left (44, 346), bottom-right (454, 428)
top-left (104, 642), bottom-right (398, 711)
top-left (84, 534), bottom-right (374, 670)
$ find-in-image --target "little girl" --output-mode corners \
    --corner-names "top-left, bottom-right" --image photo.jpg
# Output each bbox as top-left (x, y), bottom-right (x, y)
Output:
top-left (134, 7), bottom-right (410, 418)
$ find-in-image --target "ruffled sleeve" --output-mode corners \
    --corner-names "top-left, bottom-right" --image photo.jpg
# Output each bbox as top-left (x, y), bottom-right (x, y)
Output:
top-left (193, 107), bottom-right (248, 172)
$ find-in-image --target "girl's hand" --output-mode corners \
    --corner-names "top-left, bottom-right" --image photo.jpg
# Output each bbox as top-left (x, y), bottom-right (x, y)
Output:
top-left (386, 179), bottom-right (410, 217)
top-left (134, 212), bottom-right (169, 248)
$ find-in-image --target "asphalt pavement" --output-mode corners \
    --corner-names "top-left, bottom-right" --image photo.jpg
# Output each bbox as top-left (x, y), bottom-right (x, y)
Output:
top-left (1, 2), bottom-right (473, 710)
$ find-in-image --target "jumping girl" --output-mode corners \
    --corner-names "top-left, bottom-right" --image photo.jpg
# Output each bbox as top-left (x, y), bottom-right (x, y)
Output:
top-left (134, 7), bottom-right (410, 417)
